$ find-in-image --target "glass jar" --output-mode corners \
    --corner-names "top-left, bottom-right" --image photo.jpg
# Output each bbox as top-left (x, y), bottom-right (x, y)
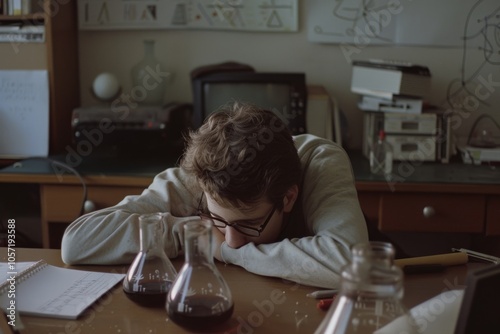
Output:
top-left (123, 213), bottom-right (177, 307)
top-left (315, 241), bottom-right (417, 334)
top-left (166, 218), bottom-right (234, 330)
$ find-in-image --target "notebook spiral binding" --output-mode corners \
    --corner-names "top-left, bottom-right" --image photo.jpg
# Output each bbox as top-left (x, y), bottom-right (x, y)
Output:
top-left (0, 260), bottom-right (47, 295)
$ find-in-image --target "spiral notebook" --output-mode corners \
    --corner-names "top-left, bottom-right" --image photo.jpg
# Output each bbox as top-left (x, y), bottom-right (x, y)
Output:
top-left (0, 260), bottom-right (124, 319)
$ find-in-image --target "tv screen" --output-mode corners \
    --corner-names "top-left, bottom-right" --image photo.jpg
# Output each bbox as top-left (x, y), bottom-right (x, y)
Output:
top-left (191, 72), bottom-right (307, 135)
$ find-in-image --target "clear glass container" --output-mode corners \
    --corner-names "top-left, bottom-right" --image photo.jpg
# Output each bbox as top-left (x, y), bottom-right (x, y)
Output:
top-left (166, 218), bottom-right (234, 330)
top-left (370, 130), bottom-right (393, 176)
top-left (123, 213), bottom-right (177, 307)
top-left (130, 39), bottom-right (168, 105)
top-left (315, 241), bottom-right (417, 334)
top-left (468, 115), bottom-right (500, 148)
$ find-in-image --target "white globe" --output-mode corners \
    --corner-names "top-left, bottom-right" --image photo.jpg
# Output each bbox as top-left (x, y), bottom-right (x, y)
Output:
top-left (92, 72), bottom-right (120, 100)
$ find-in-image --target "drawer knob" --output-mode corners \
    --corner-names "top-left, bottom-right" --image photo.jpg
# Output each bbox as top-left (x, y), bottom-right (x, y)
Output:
top-left (423, 206), bottom-right (435, 218)
top-left (83, 200), bottom-right (96, 214)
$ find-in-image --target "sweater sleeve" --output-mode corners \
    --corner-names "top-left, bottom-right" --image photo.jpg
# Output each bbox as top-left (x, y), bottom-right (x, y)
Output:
top-left (61, 167), bottom-right (201, 265)
top-left (220, 135), bottom-right (369, 288)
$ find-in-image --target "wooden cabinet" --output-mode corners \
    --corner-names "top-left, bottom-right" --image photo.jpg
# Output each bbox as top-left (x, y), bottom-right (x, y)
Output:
top-left (356, 182), bottom-right (500, 236)
top-left (0, 1), bottom-right (80, 155)
top-left (378, 193), bottom-right (485, 233)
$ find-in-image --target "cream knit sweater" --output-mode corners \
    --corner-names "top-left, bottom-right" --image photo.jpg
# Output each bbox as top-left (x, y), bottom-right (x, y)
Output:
top-left (61, 134), bottom-right (368, 288)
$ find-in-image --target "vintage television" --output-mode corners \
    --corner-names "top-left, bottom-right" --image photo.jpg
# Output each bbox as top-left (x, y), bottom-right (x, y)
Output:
top-left (191, 72), bottom-right (308, 135)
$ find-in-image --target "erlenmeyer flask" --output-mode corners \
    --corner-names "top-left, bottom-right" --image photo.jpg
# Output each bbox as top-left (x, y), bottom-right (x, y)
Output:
top-left (315, 241), bottom-right (417, 334)
top-left (166, 218), bottom-right (234, 330)
top-left (123, 212), bottom-right (177, 307)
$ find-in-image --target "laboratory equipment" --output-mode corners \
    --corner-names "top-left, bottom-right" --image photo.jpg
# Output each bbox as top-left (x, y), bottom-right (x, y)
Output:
top-left (123, 212), bottom-right (177, 307)
top-left (370, 130), bottom-right (393, 176)
top-left (166, 218), bottom-right (234, 329)
top-left (315, 241), bottom-right (417, 334)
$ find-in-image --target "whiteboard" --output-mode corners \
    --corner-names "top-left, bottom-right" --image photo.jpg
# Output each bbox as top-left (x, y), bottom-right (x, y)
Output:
top-left (0, 70), bottom-right (49, 158)
top-left (308, 0), bottom-right (500, 48)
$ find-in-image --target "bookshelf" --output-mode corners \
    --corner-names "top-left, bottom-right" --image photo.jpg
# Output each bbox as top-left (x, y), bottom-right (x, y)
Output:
top-left (0, 1), bottom-right (80, 158)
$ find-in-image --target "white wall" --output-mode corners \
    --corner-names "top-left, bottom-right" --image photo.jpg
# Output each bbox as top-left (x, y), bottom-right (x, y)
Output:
top-left (78, 4), bottom-right (500, 150)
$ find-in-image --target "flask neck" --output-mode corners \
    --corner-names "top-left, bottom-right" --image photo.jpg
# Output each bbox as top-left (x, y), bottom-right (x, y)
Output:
top-left (143, 40), bottom-right (156, 61)
top-left (352, 241), bottom-right (394, 266)
top-left (342, 242), bottom-right (403, 297)
top-left (139, 213), bottom-right (164, 253)
top-left (184, 220), bottom-right (213, 266)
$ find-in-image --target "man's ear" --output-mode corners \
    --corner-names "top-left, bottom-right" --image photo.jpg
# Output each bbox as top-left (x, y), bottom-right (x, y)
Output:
top-left (282, 185), bottom-right (299, 213)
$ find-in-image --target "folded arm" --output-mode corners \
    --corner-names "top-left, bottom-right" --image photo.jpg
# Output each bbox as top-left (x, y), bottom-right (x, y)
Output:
top-left (61, 168), bottom-right (201, 265)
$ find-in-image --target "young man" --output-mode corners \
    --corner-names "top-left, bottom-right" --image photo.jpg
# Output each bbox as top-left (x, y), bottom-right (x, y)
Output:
top-left (61, 102), bottom-right (368, 288)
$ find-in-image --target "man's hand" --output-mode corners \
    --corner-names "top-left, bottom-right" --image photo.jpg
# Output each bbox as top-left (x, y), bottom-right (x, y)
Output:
top-left (211, 227), bottom-right (225, 262)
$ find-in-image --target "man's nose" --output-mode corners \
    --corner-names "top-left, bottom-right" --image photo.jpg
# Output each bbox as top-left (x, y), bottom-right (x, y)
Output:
top-left (224, 226), bottom-right (247, 248)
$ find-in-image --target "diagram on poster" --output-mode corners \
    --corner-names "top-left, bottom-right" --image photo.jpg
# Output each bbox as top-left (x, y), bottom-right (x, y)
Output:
top-left (78, 0), bottom-right (298, 32)
top-left (307, 0), bottom-right (500, 48)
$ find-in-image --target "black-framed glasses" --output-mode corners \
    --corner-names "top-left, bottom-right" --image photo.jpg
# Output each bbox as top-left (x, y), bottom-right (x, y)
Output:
top-left (197, 194), bottom-right (276, 237)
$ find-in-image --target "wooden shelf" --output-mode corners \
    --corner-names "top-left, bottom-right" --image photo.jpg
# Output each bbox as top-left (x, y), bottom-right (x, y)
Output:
top-left (1, 1), bottom-right (80, 155)
top-left (0, 13), bottom-right (45, 22)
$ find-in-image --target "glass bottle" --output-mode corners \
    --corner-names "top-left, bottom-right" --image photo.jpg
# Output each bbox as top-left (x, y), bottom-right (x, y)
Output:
top-left (370, 130), bottom-right (393, 176)
top-left (315, 241), bottom-right (417, 334)
top-left (166, 218), bottom-right (234, 330)
top-left (123, 213), bottom-right (177, 307)
top-left (130, 39), bottom-right (168, 106)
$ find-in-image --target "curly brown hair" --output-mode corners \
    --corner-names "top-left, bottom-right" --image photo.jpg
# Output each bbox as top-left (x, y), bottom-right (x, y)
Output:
top-left (181, 101), bottom-right (301, 210)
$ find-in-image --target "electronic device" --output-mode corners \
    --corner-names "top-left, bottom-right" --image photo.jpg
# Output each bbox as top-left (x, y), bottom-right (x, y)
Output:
top-left (191, 71), bottom-right (308, 135)
top-left (71, 103), bottom-right (192, 158)
top-left (460, 146), bottom-right (500, 165)
top-left (454, 263), bottom-right (500, 334)
top-left (363, 111), bottom-right (450, 162)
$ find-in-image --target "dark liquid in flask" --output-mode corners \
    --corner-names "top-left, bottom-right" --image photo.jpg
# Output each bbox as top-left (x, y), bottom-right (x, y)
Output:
top-left (123, 281), bottom-right (172, 308)
top-left (167, 296), bottom-right (234, 329)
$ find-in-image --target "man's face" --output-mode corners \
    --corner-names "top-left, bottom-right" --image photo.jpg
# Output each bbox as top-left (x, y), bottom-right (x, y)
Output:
top-left (205, 194), bottom-right (284, 249)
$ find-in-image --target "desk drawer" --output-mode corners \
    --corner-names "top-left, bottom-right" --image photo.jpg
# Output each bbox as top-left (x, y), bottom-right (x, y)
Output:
top-left (485, 196), bottom-right (500, 236)
top-left (379, 193), bottom-right (485, 233)
top-left (41, 184), bottom-right (146, 222)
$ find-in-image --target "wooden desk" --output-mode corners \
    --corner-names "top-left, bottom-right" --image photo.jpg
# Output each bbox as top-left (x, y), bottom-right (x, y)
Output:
top-left (0, 248), bottom-right (488, 334)
top-left (1, 154), bottom-right (500, 249)
top-left (3, 248), bottom-right (322, 334)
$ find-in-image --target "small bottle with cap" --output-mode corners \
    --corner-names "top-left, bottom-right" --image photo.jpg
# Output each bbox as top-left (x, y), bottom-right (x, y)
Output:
top-left (369, 130), bottom-right (393, 176)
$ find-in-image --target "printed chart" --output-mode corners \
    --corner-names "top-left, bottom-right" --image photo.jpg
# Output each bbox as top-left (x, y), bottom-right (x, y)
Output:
top-left (78, 0), bottom-right (298, 32)
top-left (307, 0), bottom-right (500, 48)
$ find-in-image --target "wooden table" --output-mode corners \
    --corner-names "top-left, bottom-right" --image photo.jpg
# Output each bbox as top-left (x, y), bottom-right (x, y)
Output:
top-left (0, 248), bottom-right (489, 334)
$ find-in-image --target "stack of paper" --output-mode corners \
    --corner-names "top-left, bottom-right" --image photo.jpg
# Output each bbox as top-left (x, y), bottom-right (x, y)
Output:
top-left (351, 59), bottom-right (431, 114)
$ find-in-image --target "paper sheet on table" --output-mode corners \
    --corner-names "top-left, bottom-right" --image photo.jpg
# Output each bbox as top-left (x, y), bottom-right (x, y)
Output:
top-left (375, 289), bottom-right (464, 334)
